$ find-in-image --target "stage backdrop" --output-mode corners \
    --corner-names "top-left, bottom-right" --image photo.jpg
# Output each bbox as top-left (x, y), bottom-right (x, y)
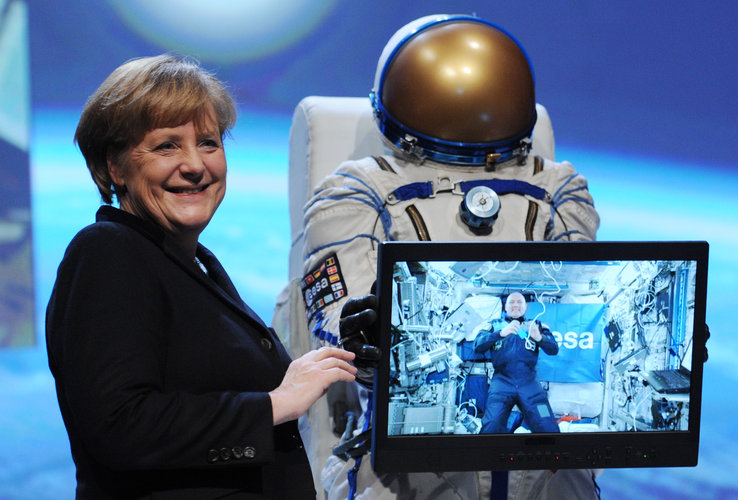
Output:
top-left (0, 0), bottom-right (33, 347)
top-left (0, 2), bottom-right (736, 499)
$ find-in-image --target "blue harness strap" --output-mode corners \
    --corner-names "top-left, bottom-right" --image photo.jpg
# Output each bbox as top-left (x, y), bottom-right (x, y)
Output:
top-left (391, 181), bottom-right (435, 200)
top-left (347, 394), bottom-right (373, 500)
top-left (491, 470), bottom-right (509, 500)
top-left (390, 178), bottom-right (547, 202)
top-left (461, 179), bottom-right (546, 200)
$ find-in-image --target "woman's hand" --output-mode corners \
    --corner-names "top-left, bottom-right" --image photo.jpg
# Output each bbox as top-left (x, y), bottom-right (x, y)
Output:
top-left (269, 347), bottom-right (357, 425)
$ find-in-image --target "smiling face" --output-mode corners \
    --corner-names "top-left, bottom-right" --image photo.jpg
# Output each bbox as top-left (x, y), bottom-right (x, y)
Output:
top-left (505, 292), bottom-right (528, 319)
top-left (108, 114), bottom-right (226, 255)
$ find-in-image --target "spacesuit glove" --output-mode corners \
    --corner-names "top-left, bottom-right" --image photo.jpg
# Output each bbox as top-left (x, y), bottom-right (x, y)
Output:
top-left (339, 294), bottom-right (380, 386)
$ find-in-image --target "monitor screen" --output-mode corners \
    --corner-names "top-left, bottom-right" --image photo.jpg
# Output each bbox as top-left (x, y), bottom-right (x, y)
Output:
top-left (371, 241), bottom-right (708, 473)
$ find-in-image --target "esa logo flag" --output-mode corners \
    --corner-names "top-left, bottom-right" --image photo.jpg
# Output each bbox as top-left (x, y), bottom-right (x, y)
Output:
top-left (532, 303), bottom-right (606, 383)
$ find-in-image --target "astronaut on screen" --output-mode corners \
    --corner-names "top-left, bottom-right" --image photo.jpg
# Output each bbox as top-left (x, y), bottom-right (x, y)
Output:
top-left (299, 14), bottom-right (601, 500)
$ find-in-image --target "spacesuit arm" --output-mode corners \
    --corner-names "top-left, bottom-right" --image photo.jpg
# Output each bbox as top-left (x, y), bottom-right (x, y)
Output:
top-left (302, 159), bottom-right (390, 346)
top-left (536, 322), bottom-right (559, 355)
top-left (473, 328), bottom-right (501, 353)
top-left (546, 161), bottom-right (600, 241)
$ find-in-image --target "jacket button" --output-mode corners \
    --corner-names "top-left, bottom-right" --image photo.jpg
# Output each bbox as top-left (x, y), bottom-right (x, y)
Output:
top-left (232, 446), bottom-right (244, 459)
top-left (243, 446), bottom-right (256, 459)
top-left (219, 447), bottom-right (232, 461)
top-left (260, 337), bottom-right (273, 351)
top-left (207, 449), bottom-right (219, 463)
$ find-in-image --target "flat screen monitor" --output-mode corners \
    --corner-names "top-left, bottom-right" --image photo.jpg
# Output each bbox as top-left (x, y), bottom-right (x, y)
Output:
top-left (371, 241), bottom-right (708, 473)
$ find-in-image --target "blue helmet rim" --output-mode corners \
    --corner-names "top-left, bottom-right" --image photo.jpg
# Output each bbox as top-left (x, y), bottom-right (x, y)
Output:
top-left (371, 91), bottom-right (536, 166)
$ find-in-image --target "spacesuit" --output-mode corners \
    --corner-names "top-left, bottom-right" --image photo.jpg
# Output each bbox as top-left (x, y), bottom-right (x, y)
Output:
top-left (296, 14), bottom-right (602, 500)
top-left (473, 314), bottom-right (560, 434)
top-left (303, 154), bottom-right (597, 343)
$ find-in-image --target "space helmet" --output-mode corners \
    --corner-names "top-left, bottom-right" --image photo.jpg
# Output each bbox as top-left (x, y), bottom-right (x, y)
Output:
top-left (371, 15), bottom-right (536, 167)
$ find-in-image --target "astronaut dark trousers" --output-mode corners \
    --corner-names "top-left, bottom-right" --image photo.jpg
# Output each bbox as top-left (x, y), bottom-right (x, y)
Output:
top-left (483, 372), bottom-right (559, 434)
top-left (460, 374), bottom-right (489, 415)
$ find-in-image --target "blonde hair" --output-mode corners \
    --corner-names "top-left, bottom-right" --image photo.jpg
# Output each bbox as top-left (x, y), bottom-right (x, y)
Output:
top-left (75, 54), bottom-right (237, 204)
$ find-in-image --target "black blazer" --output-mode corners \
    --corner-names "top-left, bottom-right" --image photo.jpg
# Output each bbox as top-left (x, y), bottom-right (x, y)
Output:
top-left (46, 206), bottom-right (315, 499)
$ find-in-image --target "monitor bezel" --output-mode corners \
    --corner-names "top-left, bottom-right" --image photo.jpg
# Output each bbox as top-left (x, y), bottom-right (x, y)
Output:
top-left (371, 240), bottom-right (708, 473)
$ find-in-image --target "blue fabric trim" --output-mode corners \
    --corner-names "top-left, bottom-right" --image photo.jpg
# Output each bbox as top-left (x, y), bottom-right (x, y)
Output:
top-left (390, 178), bottom-right (546, 201)
top-left (550, 173), bottom-right (580, 203)
top-left (337, 172), bottom-right (384, 207)
top-left (347, 392), bottom-right (373, 500)
top-left (307, 172), bottom-right (394, 240)
top-left (554, 195), bottom-right (595, 209)
top-left (491, 470), bottom-right (509, 500)
top-left (551, 230), bottom-right (584, 241)
top-left (460, 179), bottom-right (546, 199)
top-left (391, 181), bottom-right (434, 200)
top-left (305, 233), bottom-right (381, 260)
top-left (311, 311), bottom-right (340, 345)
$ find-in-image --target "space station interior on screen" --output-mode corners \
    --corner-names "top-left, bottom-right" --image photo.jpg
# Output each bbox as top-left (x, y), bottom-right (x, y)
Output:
top-left (386, 257), bottom-right (697, 437)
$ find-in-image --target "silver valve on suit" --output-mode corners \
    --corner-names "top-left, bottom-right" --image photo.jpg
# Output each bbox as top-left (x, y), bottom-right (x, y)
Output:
top-left (459, 185), bottom-right (500, 234)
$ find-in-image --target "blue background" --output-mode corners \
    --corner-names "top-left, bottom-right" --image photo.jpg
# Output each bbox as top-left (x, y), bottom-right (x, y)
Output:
top-left (1, 1), bottom-right (737, 498)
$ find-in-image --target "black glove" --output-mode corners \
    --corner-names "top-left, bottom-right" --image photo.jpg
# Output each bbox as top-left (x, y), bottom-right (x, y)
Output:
top-left (339, 294), bottom-right (381, 385)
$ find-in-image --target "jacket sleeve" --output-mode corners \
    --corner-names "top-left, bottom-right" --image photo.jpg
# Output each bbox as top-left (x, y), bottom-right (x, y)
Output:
top-left (473, 328), bottom-right (501, 353)
top-left (536, 322), bottom-right (560, 356)
top-left (46, 226), bottom-right (283, 472)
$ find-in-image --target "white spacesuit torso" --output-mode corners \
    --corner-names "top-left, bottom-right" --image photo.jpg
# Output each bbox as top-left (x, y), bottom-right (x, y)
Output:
top-left (302, 153), bottom-right (598, 346)
top-left (295, 152), bottom-right (601, 500)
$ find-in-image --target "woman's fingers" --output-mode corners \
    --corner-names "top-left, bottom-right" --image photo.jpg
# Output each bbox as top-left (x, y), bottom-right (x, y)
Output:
top-left (269, 347), bottom-right (357, 425)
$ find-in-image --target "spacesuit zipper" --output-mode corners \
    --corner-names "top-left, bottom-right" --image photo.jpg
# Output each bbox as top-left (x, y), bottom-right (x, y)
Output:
top-left (533, 155), bottom-right (544, 174)
top-left (524, 156), bottom-right (545, 240)
top-left (525, 202), bottom-right (538, 240)
top-left (373, 155), bottom-right (395, 173)
top-left (406, 205), bottom-right (431, 241)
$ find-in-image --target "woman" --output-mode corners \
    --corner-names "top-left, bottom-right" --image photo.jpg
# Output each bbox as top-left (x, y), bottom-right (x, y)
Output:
top-left (46, 54), bottom-right (356, 499)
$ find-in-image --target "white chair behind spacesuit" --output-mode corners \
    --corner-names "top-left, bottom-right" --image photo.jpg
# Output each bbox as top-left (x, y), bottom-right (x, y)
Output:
top-left (278, 96), bottom-right (601, 492)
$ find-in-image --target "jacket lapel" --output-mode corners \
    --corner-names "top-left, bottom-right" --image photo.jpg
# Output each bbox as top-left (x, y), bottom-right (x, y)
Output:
top-left (96, 206), bottom-right (269, 333)
top-left (194, 246), bottom-right (268, 330)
